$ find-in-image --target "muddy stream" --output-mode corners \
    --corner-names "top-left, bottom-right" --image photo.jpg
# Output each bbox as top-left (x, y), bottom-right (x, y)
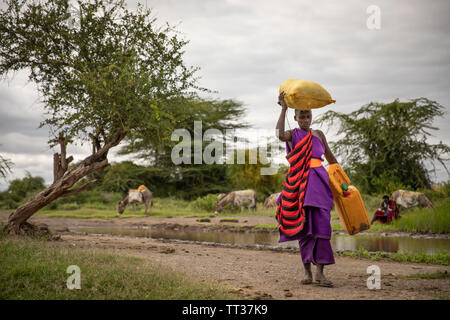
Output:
top-left (73, 226), bottom-right (450, 255)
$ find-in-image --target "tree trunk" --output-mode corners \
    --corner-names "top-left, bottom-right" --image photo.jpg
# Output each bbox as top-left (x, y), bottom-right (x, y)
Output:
top-left (5, 130), bottom-right (126, 234)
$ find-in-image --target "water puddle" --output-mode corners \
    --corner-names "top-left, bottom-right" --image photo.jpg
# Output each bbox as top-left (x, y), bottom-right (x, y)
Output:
top-left (73, 226), bottom-right (450, 254)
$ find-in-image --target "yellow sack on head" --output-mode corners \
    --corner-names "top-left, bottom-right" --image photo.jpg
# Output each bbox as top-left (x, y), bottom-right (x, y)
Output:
top-left (279, 79), bottom-right (335, 110)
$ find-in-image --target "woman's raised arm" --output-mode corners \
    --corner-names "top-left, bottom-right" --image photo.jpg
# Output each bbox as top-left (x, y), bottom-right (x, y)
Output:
top-left (276, 92), bottom-right (292, 142)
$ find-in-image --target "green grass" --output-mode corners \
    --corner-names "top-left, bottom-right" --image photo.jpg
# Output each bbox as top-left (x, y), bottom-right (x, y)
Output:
top-left (331, 210), bottom-right (339, 220)
top-left (38, 208), bottom-right (140, 219)
top-left (331, 222), bottom-right (344, 231)
top-left (219, 218), bottom-right (239, 223)
top-left (0, 236), bottom-right (241, 300)
top-left (254, 224), bottom-right (277, 230)
top-left (387, 199), bottom-right (450, 233)
top-left (32, 196), bottom-right (210, 219)
top-left (331, 221), bottom-right (398, 233)
top-left (388, 250), bottom-right (449, 265)
top-left (336, 248), bottom-right (450, 265)
top-left (196, 218), bottom-right (211, 223)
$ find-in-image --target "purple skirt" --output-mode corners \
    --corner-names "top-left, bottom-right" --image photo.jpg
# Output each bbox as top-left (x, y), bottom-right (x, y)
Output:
top-left (277, 128), bottom-right (335, 265)
top-left (279, 206), bottom-right (335, 265)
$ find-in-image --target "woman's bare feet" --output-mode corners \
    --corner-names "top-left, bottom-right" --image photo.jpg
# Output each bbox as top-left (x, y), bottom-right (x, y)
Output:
top-left (314, 264), bottom-right (334, 287)
top-left (301, 263), bottom-right (313, 285)
top-left (301, 278), bottom-right (313, 285)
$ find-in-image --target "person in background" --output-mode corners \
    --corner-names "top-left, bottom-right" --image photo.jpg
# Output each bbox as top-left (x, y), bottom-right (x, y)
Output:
top-left (371, 195), bottom-right (399, 224)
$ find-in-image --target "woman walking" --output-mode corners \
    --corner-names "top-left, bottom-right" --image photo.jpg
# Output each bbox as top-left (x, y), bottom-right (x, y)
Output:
top-left (275, 92), bottom-right (338, 287)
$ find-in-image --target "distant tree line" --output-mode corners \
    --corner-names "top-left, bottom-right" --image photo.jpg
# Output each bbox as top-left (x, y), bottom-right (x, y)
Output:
top-left (0, 158), bottom-right (287, 209)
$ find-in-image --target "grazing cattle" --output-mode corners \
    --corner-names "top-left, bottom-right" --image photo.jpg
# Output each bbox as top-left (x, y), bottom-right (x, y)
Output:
top-left (118, 185), bottom-right (153, 215)
top-left (391, 190), bottom-right (433, 210)
top-left (215, 189), bottom-right (256, 214)
top-left (217, 193), bottom-right (226, 200)
top-left (263, 192), bottom-right (281, 208)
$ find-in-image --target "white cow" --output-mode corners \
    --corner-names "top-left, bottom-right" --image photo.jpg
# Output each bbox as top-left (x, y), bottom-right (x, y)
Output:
top-left (263, 192), bottom-right (281, 208)
top-left (215, 189), bottom-right (256, 214)
top-left (391, 190), bottom-right (433, 209)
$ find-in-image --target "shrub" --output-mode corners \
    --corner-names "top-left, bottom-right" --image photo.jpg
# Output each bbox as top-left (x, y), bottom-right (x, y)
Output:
top-left (420, 181), bottom-right (450, 203)
top-left (219, 218), bottom-right (239, 223)
top-left (0, 173), bottom-right (46, 209)
top-left (190, 194), bottom-right (219, 212)
top-left (43, 190), bottom-right (123, 211)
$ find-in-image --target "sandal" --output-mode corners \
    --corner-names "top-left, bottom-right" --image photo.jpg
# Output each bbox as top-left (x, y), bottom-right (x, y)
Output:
top-left (300, 278), bottom-right (313, 285)
top-left (313, 279), bottom-right (334, 288)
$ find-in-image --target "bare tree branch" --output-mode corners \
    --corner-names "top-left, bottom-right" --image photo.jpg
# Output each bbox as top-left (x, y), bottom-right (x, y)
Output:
top-left (62, 179), bottom-right (97, 197)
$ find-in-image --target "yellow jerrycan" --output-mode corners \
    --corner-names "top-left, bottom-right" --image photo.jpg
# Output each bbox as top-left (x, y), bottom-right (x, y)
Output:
top-left (325, 163), bottom-right (370, 235)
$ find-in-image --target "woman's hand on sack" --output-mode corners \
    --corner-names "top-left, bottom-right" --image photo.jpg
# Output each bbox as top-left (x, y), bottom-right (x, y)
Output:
top-left (278, 92), bottom-right (288, 110)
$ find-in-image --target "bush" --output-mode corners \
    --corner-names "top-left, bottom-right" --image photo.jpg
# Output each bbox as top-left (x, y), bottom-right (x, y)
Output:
top-left (226, 148), bottom-right (286, 198)
top-left (0, 197), bottom-right (17, 209)
top-left (100, 162), bottom-right (230, 200)
top-left (190, 194), bottom-right (219, 212)
top-left (100, 161), bottom-right (147, 194)
top-left (219, 218), bottom-right (239, 223)
top-left (43, 190), bottom-right (123, 211)
top-left (419, 181), bottom-right (450, 203)
top-left (369, 171), bottom-right (413, 196)
top-left (361, 193), bottom-right (384, 214)
top-left (6, 173), bottom-right (45, 202)
top-left (0, 173), bottom-right (46, 209)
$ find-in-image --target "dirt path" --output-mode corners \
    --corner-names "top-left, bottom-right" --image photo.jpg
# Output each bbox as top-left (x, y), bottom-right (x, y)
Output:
top-left (2, 213), bottom-right (450, 299)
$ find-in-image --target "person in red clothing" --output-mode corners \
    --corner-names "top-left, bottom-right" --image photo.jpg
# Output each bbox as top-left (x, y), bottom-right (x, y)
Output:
top-left (371, 195), bottom-right (399, 224)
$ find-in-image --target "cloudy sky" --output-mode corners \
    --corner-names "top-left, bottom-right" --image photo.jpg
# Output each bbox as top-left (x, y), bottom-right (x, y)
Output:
top-left (0, 0), bottom-right (449, 190)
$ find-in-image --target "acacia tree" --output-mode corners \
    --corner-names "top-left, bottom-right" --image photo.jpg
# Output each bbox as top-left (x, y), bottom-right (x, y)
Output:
top-left (315, 98), bottom-right (450, 194)
top-left (115, 96), bottom-right (251, 198)
top-left (0, 0), bottom-right (204, 233)
top-left (119, 96), bottom-right (250, 167)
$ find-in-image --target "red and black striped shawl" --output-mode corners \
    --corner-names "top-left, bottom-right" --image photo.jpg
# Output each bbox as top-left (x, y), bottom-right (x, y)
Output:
top-left (276, 131), bottom-right (313, 237)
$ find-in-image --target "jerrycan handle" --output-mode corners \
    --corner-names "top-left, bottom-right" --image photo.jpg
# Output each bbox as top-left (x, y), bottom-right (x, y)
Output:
top-left (325, 163), bottom-right (351, 193)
